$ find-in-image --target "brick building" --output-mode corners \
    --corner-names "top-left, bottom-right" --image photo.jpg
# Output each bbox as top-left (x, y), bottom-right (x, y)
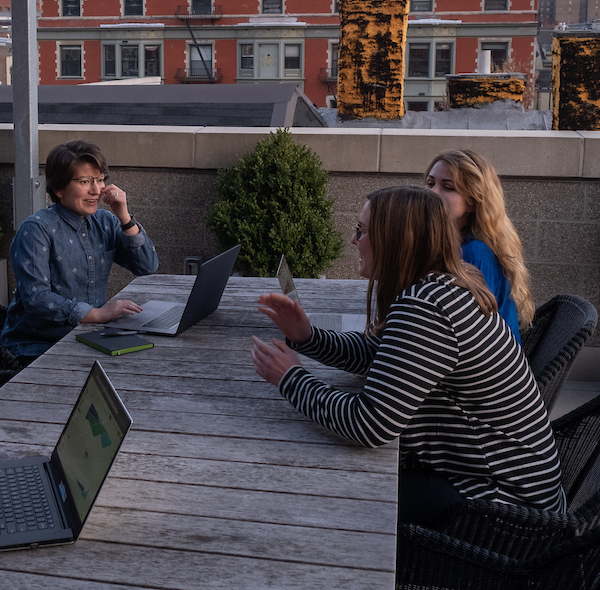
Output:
top-left (35, 0), bottom-right (538, 112)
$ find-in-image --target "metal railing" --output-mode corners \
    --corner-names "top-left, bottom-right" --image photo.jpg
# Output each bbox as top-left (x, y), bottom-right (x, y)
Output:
top-left (174, 67), bottom-right (223, 83)
top-left (174, 4), bottom-right (223, 19)
top-left (318, 68), bottom-right (338, 82)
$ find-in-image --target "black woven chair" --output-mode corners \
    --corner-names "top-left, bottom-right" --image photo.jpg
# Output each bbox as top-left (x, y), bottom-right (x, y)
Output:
top-left (0, 305), bottom-right (23, 386)
top-left (395, 392), bottom-right (600, 590)
top-left (520, 294), bottom-right (598, 414)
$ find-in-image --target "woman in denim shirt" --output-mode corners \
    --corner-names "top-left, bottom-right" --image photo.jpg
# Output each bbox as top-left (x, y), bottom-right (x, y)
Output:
top-left (1, 140), bottom-right (159, 366)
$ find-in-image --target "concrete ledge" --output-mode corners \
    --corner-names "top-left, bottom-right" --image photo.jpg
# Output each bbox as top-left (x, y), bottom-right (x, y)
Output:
top-left (580, 131), bottom-right (600, 178)
top-left (0, 125), bottom-right (598, 179)
top-left (380, 129), bottom-right (584, 177)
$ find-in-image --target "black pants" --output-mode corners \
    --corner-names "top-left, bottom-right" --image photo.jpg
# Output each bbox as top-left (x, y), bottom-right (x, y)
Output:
top-left (399, 463), bottom-right (465, 528)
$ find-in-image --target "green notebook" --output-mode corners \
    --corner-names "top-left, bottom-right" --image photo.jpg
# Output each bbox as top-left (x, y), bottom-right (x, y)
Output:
top-left (76, 330), bottom-right (154, 356)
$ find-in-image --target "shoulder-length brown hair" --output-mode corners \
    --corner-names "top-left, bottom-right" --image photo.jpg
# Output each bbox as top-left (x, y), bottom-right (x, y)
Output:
top-left (365, 185), bottom-right (497, 335)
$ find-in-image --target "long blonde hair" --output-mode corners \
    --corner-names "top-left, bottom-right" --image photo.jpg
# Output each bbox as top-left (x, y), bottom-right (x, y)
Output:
top-left (425, 150), bottom-right (534, 328)
top-left (365, 185), bottom-right (497, 335)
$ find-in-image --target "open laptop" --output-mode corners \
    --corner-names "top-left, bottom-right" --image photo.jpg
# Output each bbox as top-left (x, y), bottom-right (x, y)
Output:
top-left (0, 361), bottom-right (131, 551)
top-left (106, 244), bottom-right (241, 336)
top-left (277, 254), bottom-right (367, 332)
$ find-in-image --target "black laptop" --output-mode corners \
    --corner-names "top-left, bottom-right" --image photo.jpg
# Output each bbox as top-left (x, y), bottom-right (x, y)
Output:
top-left (0, 361), bottom-right (132, 551)
top-left (106, 244), bottom-right (241, 335)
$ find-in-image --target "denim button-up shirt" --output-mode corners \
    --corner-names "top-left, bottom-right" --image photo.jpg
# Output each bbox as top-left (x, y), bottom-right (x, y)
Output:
top-left (1, 202), bottom-right (159, 358)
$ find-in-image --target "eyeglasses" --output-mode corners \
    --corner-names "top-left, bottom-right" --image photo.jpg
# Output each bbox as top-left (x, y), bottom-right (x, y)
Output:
top-left (355, 223), bottom-right (368, 241)
top-left (72, 175), bottom-right (107, 188)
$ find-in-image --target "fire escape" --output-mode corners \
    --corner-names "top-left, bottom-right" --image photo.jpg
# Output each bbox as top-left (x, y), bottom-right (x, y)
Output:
top-left (174, 4), bottom-right (223, 83)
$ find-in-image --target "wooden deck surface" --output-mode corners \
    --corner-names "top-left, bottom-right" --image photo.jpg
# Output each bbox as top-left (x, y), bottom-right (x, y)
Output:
top-left (0, 276), bottom-right (398, 590)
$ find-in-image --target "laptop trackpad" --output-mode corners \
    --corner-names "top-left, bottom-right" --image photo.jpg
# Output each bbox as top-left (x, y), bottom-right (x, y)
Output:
top-left (105, 301), bottom-right (177, 330)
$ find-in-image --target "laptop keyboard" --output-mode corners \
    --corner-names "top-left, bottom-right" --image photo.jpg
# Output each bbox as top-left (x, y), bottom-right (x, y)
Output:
top-left (142, 305), bottom-right (185, 329)
top-left (310, 314), bottom-right (343, 331)
top-left (0, 466), bottom-right (56, 534)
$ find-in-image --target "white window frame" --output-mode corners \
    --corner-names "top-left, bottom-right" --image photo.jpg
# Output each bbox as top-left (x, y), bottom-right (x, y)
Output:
top-left (123, 0), bottom-right (144, 17)
top-left (188, 42), bottom-right (215, 79)
top-left (407, 40), bottom-right (454, 79)
top-left (262, 0), bottom-right (283, 14)
top-left (479, 39), bottom-right (511, 72)
top-left (61, 0), bottom-right (81, 17)
top-left (58, 42), bottom-right (83, 79)
top-left (237, 40), bottom-right (304, 80)
top-left (102, 41), bottom-right (163, 79)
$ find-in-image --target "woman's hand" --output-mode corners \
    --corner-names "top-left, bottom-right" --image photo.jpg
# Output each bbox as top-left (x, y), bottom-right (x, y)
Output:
top-left (258, 293), bottom-right (312, 344)
top-left (101, 184), bottom-right (139, 234)
top-left (251, 336), bottom-right (301, 386)
top-left (81, 300), bottom-right (143, 324)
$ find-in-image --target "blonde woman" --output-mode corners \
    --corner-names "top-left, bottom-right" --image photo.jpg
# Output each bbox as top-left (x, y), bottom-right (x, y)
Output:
top-left (425, 149), bottom-right (534, 343)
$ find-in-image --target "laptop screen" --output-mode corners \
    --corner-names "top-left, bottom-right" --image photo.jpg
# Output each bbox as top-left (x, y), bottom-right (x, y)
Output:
top-left (53, 362), bottom-right (132, 529)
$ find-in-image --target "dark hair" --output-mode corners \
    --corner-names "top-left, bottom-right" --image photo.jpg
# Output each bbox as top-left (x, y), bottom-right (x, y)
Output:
top-left (365, 185), bottom-right (497, 334)
top-left (45, 140), bottom-right (108, 203)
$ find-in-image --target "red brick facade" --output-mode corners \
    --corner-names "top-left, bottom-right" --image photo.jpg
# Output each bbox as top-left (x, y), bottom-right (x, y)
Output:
top-left (36, 0), bottom-right (538, 110)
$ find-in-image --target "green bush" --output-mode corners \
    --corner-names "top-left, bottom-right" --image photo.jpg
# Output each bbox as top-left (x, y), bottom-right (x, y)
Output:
top-left (207, 128), bottom-right (343, 277)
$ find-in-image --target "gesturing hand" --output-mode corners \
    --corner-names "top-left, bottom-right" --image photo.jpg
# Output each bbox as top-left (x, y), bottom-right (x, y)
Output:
top-left (258, 293), bottom-right (312, 344)
top-left (251, 336), bottom-right (301, 386)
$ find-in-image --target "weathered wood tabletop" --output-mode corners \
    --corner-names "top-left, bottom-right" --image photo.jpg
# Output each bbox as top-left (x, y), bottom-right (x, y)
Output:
top-left (0, 275), bottom-right (399, 589)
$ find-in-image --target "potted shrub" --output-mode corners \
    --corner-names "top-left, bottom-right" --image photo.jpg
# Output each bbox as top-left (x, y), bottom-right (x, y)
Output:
top-left (207, 128), bottom-right (343, 278)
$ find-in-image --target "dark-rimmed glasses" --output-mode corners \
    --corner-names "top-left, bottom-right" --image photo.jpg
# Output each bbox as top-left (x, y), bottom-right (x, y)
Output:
top-left (355, 223), bottom-right (368, 241)
top-left (72, 175), bottom-right (107, 188)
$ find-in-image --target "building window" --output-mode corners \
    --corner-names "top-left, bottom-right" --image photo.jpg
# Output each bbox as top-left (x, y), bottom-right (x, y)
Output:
top-left (410, 0), bottom-right (432, 11)
top-left (331, 42), bottom-right (339, 75)
top-left (334, 1), bottom-right (340, 12)
top-left (240, 44), bottom-right (254, 70)
top-left (407, 101), bottom-right (429, 111)
top-left (481, 41), bottom-right (509, 70)
top-left (435, 43), bottom-right (452, 77)
top-left (62, 0), bottom-right (80, 17)
top-left (145, 45), bottom-right (160, 76)
top-left (190, 44), bottom-right (213, 78)
top-left (60, 45), bottom-right (82, 77)
top-left (192, 0), bottom-right (212, 15)
top-left (408, 43), bottom-right (430, 77)
top-left (484, 0), bottom-right (508, 9)
top-left (124, 0), bottom-right (143, 16)
top-left (284, 44), bottom-right (301, 70)
top-left (238, 41), bottom-right (303, 79)
top-left (104, 45), bottom-right (116, 77)
top-left (263, 0), bottom-right (282, 14)
top-left (103, 43), bottom-right (162, 79)
top-left (122, 46), bottom-right (139, 77)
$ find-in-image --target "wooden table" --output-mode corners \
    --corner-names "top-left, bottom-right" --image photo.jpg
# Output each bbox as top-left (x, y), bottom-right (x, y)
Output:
top-left (0, 276), bottom-right (399, 589)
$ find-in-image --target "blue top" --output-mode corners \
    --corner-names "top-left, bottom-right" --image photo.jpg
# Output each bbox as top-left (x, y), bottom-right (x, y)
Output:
top-left (462, 236), bottom-right (521, 344)
top-left (1, 202), bottom-right (159, 358)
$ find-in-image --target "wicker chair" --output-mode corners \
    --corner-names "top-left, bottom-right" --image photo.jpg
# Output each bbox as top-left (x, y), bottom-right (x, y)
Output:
top-left (520, 294), bottom-right (598, 414)
top-left (0, 305), bottom-right (23, 386)
top-left (395, 392), bottom-right (600, 590)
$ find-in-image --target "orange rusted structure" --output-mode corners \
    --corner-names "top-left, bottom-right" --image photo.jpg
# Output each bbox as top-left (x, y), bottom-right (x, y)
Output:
top-left (337, 0), bottom-right (409, 120)
top-left (447, 74), bottom-right (526, 109)
top-left (552, 35), bottom-right (600, 131)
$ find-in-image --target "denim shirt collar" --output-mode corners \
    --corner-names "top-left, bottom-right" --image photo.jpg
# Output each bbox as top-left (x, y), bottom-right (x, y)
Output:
top-left (53, 201), bottom-right (89, 230)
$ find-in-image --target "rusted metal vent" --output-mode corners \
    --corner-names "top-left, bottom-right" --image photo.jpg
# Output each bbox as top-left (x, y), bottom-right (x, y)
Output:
top-left (552, 35), bottom-right (600, 130)
top-left (337, 0), bottom-right (409, 120)
top-left (446, 73), bottom-right (526, 109)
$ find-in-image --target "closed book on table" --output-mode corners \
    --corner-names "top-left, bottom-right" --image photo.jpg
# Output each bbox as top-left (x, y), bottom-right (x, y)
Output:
top-left (76, 330), bottom-right (154, 356)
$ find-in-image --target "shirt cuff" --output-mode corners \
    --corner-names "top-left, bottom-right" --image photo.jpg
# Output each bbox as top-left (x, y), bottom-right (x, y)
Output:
top-left (120, 223), bottom-right (147, 247)
top-left (70, 302), bottom-right (93, 325)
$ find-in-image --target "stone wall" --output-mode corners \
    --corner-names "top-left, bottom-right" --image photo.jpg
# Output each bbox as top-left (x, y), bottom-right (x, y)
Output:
top-left (0, 124), bottom-right (598, 346)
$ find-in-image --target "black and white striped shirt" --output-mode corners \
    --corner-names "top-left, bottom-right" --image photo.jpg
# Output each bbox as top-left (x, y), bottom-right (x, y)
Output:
top-left (280, 273), bottom-right (566, 511)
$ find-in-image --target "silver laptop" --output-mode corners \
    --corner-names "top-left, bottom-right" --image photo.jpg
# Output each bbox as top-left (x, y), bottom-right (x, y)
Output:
top-left (276, 254), bottom-right (367, 332)
top-left (106, 244), bottom-right (241, 336)
top-left (0, 361), bottom-right (131, 551)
